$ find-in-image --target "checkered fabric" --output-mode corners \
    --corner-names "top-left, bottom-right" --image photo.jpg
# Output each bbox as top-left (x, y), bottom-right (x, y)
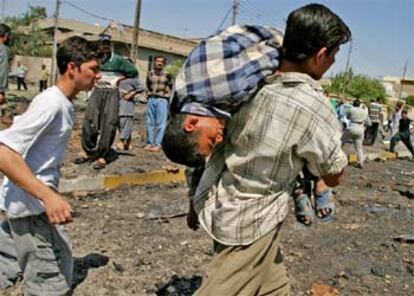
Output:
top-left (193, 73), bottom-right (348, 245)
top-left (146, 70), bottom-right (173, 99)
top-left (172, 25), bottom-right (283, 118)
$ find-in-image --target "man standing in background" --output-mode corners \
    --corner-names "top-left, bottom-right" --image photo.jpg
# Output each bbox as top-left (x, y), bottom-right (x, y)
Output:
top-left (75, 35), bottom-right (138, 169)
top-left (16, 61), bottom-right (28, 91)
top-left (144, 56), bottom-right (172, 152)
top-left (365, 97), bottom-right (382, 145)
top-left (0, 24), bottom-right (11, 116)
top-left (39, 64), bottom-right (49, 92)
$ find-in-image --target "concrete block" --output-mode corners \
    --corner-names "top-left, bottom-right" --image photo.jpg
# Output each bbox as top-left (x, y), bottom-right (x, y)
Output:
top-left (59, 175), bottom-right (105, 193)
top-left (104, 169), bottom-right (186, 190)
top-left (348, 154), bottom-right (358, 163)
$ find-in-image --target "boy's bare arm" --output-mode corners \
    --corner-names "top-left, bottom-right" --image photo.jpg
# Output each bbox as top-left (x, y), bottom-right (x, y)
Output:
top-left (0, 144), bottom-right (73, 224)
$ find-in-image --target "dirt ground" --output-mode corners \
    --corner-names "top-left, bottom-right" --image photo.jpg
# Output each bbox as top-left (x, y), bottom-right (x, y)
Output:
top-left (1, 94), bottom-right (414, 295)
top-left (4, 159), bottom-right (414, 296)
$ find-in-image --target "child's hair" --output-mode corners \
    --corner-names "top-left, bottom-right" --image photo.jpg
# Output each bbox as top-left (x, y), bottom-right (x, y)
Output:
top-left (56, 36), bottom-right (99, 75)
top-left (162, 114), bottom-right (206, 167)
top-left (0, 24), bottom-right (10, 37)
top-left (283, 3), bottom-right (351, 63)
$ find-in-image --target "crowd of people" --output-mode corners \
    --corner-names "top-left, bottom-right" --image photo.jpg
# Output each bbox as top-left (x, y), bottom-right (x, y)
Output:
top-left (335, 97), bottom-right (413, 168)
top-left (0, 3), bottom-right (412, 295)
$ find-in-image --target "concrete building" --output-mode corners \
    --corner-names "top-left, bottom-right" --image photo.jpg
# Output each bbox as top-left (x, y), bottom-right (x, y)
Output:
top-left (16, 18), bottom-right (198, 82)
top-left (382, 76), bottom-right (414, 101)
top-left (101, 21), bottom-right (197, 79)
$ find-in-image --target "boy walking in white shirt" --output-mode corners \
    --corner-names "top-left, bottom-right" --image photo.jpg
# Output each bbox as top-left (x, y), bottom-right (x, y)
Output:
top-left (0, 36), bottom-right (101, 295)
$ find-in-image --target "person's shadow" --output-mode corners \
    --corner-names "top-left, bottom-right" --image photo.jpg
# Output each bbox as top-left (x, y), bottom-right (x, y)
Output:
top-left (71, 253), bottom-right (109, 291)
top-left (156, 274), bottom-right (202, 296)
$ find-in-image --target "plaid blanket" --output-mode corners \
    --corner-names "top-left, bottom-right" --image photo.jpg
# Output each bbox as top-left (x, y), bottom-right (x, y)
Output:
top-left (171, 25), bottom-right (283, 118)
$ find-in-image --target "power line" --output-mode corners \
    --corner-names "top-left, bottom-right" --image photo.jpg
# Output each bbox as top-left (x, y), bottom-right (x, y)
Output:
top-left (238, 4), bottom-right (278, 28)
top-left (61, 0), bottom-right (120, 23)
top-left (216, 6), bottom-right (232, 33)
top-left (238, 2), bottom-right (279, 28)
top-left (239, 0), bottom-right (281, 28)
top-left (239, 1), bottom-right (265, 21)
top-left (237, 5), bottom-right (257, 24)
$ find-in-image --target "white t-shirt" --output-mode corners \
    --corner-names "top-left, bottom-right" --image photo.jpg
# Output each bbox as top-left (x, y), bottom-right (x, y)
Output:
top-left (0, 86), bottom-right (74, 218)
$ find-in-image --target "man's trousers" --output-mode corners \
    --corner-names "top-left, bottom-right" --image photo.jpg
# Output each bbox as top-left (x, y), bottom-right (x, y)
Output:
top-left (81, 87), bottom-right (119, 160)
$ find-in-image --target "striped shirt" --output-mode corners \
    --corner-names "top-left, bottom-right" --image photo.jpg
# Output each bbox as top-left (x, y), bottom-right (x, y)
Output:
top-left (193, 72), bottom-right (348, 245)
top-left (368, 102), bottom-right (382, 123)
top-left (146, 70), bottom-right (172, 99)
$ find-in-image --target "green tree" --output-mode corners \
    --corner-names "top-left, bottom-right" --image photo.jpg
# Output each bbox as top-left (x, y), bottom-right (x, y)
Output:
top-left (5, 6), bottom-right (51, 58)
top-left (404, 95), bottom-right (414, 107)
top-left (166, 58), bottom-right (185, 79)
top-left (326, 71), bottom-right (387, 103)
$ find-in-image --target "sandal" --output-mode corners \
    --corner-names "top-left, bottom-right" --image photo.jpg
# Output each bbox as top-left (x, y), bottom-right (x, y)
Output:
top-left (93, 160), bottom-right (106, 170)
top-left (314, 188), bottom-right (335, 222)
top-left (294, 193), bottom-right (314, 226)
top-left (73, 156), bottom-right (91, 165)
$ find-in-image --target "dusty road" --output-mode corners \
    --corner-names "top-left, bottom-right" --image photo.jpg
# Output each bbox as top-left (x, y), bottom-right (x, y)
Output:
top-left (4, 159), bottom-right (414, 296)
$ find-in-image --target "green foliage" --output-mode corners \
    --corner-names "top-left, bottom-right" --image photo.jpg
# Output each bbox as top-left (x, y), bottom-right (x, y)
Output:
top-left (166, 58), bottom-right (185, 79)
top-left (5, 6), bottom-right (46, 27)
top-left (326, 70), bottom-right (387, 104)
top-left (5, 6), bottom-right (50, 58)
top-left (404, 95), bottom-right (414, 106)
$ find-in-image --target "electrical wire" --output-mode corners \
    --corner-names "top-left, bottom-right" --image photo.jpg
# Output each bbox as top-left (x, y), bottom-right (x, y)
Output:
top-left (215, 6), bottom-right (232, 33)
top-left (61, 0), bottom-right (120, 23)
top-left (239, 0), bottom-right (281, 28)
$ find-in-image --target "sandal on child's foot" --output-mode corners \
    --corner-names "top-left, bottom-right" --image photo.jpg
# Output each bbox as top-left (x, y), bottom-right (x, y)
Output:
top-left (315, 188), bottom-right (335, 222)
top-left (294, 193), bottom-right (314, 226)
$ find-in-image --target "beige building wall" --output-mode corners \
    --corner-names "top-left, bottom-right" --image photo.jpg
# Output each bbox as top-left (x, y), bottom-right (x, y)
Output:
top-left (11, 55), bottom-right (52, 85)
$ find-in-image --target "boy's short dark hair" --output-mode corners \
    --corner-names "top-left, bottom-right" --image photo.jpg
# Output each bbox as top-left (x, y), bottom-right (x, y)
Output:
top-left (283, 3), bottom-right (351, 63)
top-left (56, 36), bottom-right (99, 75)
top-left (0, 24), bottom-right (11, 37)
top-left (162, 114), bottom-right (206, 167)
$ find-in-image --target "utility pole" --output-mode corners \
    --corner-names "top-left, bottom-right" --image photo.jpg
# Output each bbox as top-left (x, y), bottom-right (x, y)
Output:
top-left (398, 60), bottom-right (408, 101)
top-left (50, 0), bottom-right (60, 85)
top-left (130, 0), bottom-right (142, 64)
top-left (2, 0), bottom-right (5, 21)
top-left (341, 39), bottom-right (352, 99)
top-left (232, 0), bottom-right (238, 25)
